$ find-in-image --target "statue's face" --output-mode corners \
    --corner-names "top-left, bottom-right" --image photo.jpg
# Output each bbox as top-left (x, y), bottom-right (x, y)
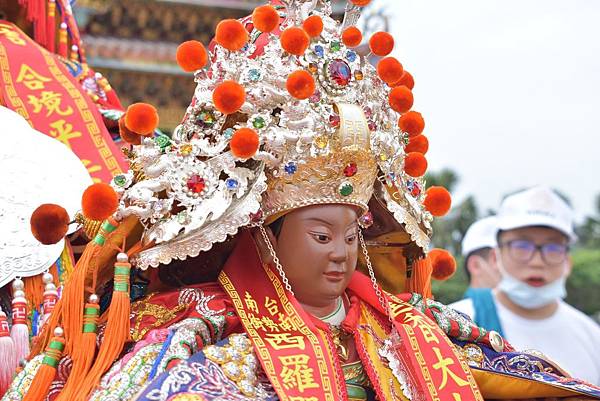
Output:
top-left (271, 204), bottom-right (359, 308)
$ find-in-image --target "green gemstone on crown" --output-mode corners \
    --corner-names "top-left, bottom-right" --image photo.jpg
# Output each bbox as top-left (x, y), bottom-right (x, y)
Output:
top-left (339, 182), bottom-right (354, 197)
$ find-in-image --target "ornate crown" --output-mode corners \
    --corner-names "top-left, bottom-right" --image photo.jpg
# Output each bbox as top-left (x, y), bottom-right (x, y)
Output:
top-left (111, 0), bottom-right (443, 269)
top-left (261, 103), bottom-right (377, 223)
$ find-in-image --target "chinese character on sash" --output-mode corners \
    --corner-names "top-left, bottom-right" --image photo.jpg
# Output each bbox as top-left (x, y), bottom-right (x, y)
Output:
top-left (264, 333), bottom-right (306, 350)
top-left (28, 91), bottom-right (73, 117)
top-left (264, 296), bottom-right (280, 316)
top-left (432, 347), bottom-right (469, 390)
top-left (16, 65), bottom-right (51, 90)
top-left (279, 354), bottom-right (319, 392)
top-left (0, 24), bottom-right (26, 46)
top-left (261, 316), bottom-right (281, 332)
top-left (244, 291), bottom-right (260, 314)
top-left (48, 119), bottom-right (82, 148)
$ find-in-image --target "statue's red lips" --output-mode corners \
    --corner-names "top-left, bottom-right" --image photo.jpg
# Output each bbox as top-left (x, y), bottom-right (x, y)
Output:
top-left (323, 271), bottom-right (345, 281)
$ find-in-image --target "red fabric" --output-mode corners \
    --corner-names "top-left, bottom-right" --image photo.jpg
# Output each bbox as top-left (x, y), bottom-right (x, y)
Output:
top-left (220, 230), bottom-right (345, 400)
top-left (0, 22), bottom-right (127, 183)
top-left (220, 231), bottom-right (482, 400)
top-left (130, 282), bottom-right (242, 342)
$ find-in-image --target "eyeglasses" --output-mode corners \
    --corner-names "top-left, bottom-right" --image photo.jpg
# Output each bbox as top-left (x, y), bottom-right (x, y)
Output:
top-left (499, 240), bottom-right (569, 265)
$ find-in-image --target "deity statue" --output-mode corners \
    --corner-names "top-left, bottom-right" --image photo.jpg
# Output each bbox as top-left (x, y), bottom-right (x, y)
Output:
top-left (5, 1), bottom-right (600, 401)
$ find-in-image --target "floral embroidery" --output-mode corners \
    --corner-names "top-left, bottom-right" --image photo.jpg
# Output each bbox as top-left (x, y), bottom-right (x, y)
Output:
top-left (89, 318), bottom-right (226, 401)
top-left (131, 301), bottom-right (188, 342)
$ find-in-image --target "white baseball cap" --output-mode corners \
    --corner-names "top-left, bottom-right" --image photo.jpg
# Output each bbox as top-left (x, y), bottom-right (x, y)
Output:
top-left (496, 186), bottom-right (575, 242)
top-left (461, 216), bottom-right (498, 256)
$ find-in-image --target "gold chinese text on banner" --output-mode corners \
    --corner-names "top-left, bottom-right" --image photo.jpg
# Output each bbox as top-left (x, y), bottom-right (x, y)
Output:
top-left (0, 21), bottom-right (127, 183)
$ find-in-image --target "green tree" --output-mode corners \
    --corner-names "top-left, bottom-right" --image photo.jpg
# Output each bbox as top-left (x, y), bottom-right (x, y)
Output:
top-left (425, 169), bottom-right (458, 191)
top-left (566, 248), bottom-right (600, 315)
top-left (577, 193), bottom-right (600, 248)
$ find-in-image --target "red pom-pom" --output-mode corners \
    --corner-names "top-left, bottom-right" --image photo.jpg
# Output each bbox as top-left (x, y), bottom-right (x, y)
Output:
top-left (118, 116), bottom-right (141, 145)
top-left (369, 31), bottom-right (394, 56)
top-left (351, 0), bottom-right (372, 5)
top-left (396, 70), bottom-right (414, 90)
top-left (342, 26), bottom-right (362, 47)
top-left (286, 70), bottom-right (315, 100)
top-left (404, 152), bottom-right (427, 177)
top-left (230, 128), bottom-right (259, 159)
top-left (125, 103), bottom-right (159, 136)
top-left (429, 248), bottom-right (457, 281)
top-left (302, 15), bottom-right (323, 38)
top-left (405, 135), bottom-right (428, 154)
top-left (280, 27), bottom-right (310, 56)
top-left (424, 186), bottom-right (452, 217)
top-left (215, 19), bottom-right (249, 51)
top-left (213, 80), bottom-right (246, 115)
top-left (30, 204), bottom-right (69, 245)
top-left (377, 57), bottom-right (403, 85)
top-left (81, 183), bottom-right (119, 221)
top-left (252, 5), bottom-right (280, 33)
top-left (398, 110), bottom-right (424, 137)
top-left (389, 86), bottom-right (414, 113)
top-left (176, 40), bottom-right (207, 72)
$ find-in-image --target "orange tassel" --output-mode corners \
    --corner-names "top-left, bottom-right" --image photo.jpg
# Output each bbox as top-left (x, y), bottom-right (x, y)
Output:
top-left (24, 274), bottom-right (44, 314)
top-left (31, 246), bottom-right (91, 357)
top-left (60, 243), bottom-right (94, 356)
top-left (76, 254), bottom-right (131, 400)
top-left (406, 257), bottom-right (433, 299)
top-left (30, 298), bottom-right (61, 358)
top-left (64, 218), bottom-right (120, 356)
top-left (56, 299), bottom-right (99, 401)
top-left (22, 329), bottom-right (65, 401)
top-left (31, 219), bottom-right (120, 358)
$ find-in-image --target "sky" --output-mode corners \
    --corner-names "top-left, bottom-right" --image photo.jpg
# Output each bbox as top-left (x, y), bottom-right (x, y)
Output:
top-left (372, 0), bottom-right (600, 221)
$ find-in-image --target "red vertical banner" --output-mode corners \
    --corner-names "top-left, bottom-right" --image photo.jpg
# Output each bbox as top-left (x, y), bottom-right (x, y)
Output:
top-left (0, 21), bottom-right (127, 183)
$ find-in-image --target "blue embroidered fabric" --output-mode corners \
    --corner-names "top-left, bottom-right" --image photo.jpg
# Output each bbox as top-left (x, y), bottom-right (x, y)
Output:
top-left (136, 336), bottom-right (278, 401)
top-left (453, 338), bottom-right (600, 398)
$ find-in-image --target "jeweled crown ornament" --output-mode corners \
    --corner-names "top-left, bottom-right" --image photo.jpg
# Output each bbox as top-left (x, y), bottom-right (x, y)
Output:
top-left (108, 0), bottom-right (452, 269)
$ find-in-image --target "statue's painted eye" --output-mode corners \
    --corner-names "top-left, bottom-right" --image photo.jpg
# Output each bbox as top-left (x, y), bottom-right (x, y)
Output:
top-left (311, 233), bottom-right (330, 243)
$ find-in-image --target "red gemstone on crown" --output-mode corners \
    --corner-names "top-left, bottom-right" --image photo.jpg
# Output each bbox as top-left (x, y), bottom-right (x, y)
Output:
top-left (328, 59), bottom-right (352, 87)
top-left (329, 114), bottom-right (340, 127)
top-left (186, 174), bottom-right (206, 193)
top-left (344, 162), bottom-right (358, 177)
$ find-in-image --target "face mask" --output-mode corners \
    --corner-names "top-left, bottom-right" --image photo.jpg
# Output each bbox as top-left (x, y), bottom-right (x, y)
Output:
top-left (497, 259), bottom-right (567, 309)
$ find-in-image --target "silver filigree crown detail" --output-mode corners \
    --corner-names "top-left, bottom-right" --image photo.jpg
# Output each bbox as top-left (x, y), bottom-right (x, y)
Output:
top-left (111, 0), bottom-right (432, 269)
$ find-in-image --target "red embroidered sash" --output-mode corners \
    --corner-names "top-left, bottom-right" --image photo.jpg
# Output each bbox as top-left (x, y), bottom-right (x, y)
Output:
top-left (220, 231), bottom-right (343, 401)
top-left (220, 230), bottom-right (482, 401)
top-left (0, 21), bottom-right (127, 183)
top-left (348, 273), bottom-right (483, 401)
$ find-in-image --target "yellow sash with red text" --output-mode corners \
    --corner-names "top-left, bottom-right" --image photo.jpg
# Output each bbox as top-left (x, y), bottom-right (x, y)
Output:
top-left (0, 21), bottom-right (127, 183)
top-left (220, 231), bottom-right (482, 401)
